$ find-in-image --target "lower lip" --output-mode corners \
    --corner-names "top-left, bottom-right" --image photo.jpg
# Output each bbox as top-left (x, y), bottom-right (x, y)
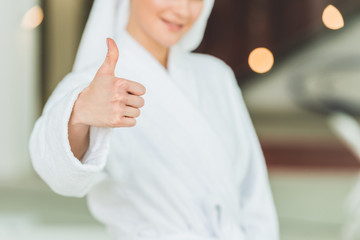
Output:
top-left (162, 19), bottom-right (183, 32)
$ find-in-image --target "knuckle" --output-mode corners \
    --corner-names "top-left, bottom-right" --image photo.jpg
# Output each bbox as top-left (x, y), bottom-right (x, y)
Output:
top-left (110, 104), bottom-right (120, 115)
top-left (121, 108), bottom-right (127, 117)
top-left (112, 93), bottom-right (126, 104)
top-left (111, 93), bottom-right (120, 102)
top-left (109, 111), bottom-right (123, 127)
top-left (114, 79), bottom-right (128, 89)
top-left (109, 117), bottom-right (120, 128)
top-left (119, 95), bottom-right (127, 104)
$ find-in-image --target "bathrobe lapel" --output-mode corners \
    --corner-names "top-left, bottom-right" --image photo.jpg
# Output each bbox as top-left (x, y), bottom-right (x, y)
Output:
top-left (109, 30), bottom-right (242, 235)
top-left (115, 30), bottom-right (237, 192)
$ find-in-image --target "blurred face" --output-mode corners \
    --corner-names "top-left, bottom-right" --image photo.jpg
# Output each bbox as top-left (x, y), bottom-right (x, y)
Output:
top-left (127, 0), bottom-right (204, 48)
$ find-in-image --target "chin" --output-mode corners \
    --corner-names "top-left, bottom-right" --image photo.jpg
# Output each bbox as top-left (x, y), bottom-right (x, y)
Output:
top-left (156, 33), bottom-right (186, 48)
top-left (160, 39), bottom-right (180, 48)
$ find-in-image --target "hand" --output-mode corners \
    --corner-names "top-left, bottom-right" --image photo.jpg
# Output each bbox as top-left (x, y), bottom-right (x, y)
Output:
top-left (71, 38), bottom-right (146, 128)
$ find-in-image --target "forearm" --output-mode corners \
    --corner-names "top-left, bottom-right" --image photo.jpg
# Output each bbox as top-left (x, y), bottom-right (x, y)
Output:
top-left (68, 118), bottom-right (90, 162)
top-left (68, 89), bottom-right (91, 161)
top-left (29, 85), bottom-right (106, 197)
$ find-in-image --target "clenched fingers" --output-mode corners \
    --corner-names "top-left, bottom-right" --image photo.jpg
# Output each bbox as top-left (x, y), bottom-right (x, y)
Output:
top-left (120, 117), bottom-right (136, 127)
top-left (125, 79), bottom-right (146, 96)
top-left (123, 106), bottom-right (141, 118)
top-left (126, 94), bottom-right (145, 108)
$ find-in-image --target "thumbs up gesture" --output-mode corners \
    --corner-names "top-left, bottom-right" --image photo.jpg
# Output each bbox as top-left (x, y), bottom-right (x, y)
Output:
top-left (71, 38), bottom-right (146, 128)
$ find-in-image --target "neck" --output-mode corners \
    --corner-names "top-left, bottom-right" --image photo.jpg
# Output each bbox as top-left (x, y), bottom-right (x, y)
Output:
top-left (126, 21), bottom-right (169, 69)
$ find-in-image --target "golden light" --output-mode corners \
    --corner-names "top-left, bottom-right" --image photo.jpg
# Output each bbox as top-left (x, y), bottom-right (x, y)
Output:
top-left (248, 47), bottom-right (274, 74)
top-left (322, 5), bottom-right (344, 30)
top-left (21, 5), bottom-right (44, 30)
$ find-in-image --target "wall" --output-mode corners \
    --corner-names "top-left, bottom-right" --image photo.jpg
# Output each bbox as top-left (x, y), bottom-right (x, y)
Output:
top-left (0, 1), bottom-right (40, 181)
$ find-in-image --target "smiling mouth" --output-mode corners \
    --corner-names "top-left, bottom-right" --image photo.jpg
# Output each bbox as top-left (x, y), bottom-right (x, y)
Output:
top-left (161, 18), bottom-right (184, 32)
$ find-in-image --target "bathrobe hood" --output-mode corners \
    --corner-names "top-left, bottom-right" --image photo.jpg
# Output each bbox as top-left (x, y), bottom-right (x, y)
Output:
top-left (73, 0), bottom-right (215, 72)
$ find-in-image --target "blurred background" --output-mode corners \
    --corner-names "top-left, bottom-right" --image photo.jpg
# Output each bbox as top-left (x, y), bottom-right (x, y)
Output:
top-left (2, 0), bottom-right (360, 239)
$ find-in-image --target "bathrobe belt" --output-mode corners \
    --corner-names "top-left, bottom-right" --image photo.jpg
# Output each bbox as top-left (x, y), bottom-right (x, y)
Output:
top-left (121, 193), bottom-right (245, 240)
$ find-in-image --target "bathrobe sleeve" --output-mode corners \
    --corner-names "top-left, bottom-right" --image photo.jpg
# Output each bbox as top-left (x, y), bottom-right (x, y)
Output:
top-left (29, 71), bottom-right (113, 198)
top-left (221, 63), bottom-right (280, 240)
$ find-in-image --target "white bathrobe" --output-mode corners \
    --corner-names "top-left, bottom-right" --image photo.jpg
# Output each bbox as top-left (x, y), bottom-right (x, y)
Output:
top-left (29, 0), bottom-right (279, 240)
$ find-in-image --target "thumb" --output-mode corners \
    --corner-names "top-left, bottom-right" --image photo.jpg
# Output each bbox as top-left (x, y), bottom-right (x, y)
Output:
top-left (97, 38), bottom-right (119, 75)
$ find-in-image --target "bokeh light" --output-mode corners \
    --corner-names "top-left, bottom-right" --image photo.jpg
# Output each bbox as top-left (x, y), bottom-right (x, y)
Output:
top-left (322, 5), bottom-right (344, 30)
top-left (248, 47), bottom-right (274, 74)
top-left (21, 5), bottom-right (44, 30)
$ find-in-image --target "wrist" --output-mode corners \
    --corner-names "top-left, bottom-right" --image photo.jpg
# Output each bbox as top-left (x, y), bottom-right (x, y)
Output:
top-left (69, 89), bottom-right (88, 127)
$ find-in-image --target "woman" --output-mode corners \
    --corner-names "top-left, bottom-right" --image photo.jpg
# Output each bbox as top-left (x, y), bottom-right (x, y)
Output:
top-left (29, 0), bottom-right (279, 239)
